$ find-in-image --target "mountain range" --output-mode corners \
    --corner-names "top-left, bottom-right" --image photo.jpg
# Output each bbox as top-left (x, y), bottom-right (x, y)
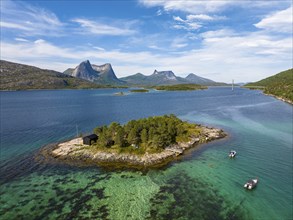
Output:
top-left (0, 59), bottom-right (227, 90)
top-left (64, 60), bottom-right (225, 86)
top-left (120, 69), bottom-right (227, 86)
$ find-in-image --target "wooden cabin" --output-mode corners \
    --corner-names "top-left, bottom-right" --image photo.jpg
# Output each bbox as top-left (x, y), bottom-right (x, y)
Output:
top-left (83, 134), bottom-right (98, 145)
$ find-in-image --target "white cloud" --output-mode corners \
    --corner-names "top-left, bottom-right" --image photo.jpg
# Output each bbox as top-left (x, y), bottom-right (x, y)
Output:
top-left (187, 14), bottom-right (213, 21)
top-left (1, 21), bottom-right (32, 31)
top-left (172, 16), bottom-right (202, 30)
top-left (173, 16), bottom-right (185, 22)
top-left (254, 6), bottom-right (292, 33)
top-left (139, 0), bottom-right (291, 14)
top-left (72, 18), bottom-right (136, 36)
top-left (170, 38), bottom-right (188, 49)
top-left (139, 0), bottom-right (232, 14)
top-left (93, 46), bottom-right (105, 51)
top-left (186, 14), bottom-right (226, 21)
top-left (14, 38), bottom-right (29, 42)
top-left (172, 14), bottom-right (225, 31)
top-left (0, 1), bottom-right (64, 36)
top-left (156, 9), bottom-right (163, 16)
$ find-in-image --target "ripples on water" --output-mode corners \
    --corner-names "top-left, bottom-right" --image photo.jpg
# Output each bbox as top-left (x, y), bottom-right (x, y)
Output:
top-left (0, 88), bottom-right (292, 219)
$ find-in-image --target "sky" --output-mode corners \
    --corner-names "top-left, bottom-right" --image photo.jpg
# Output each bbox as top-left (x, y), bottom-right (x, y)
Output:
top-left (0, 0), bottom-right (292, 83)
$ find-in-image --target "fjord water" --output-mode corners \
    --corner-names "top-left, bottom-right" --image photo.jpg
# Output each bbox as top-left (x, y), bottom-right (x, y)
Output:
top-left (0, 88), bottom-right (292, 219)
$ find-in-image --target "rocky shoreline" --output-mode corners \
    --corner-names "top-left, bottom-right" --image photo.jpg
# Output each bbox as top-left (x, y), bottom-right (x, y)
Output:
top-left (38, 126), bottom-right (226, 169)
top-left (266, 93), bottom-right (293, 105)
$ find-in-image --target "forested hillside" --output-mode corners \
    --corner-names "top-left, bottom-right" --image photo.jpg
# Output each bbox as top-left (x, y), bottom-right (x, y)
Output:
top-left (245, 69), bottom-right (293, 103)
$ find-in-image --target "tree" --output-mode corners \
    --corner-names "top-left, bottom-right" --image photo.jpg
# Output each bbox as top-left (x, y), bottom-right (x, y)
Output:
top-left (109, 122), bottom-right (121, 138)
top-left (141, 128), bottom-right (148, 144)
top-left (93, 126), bottom-right (103, 135)
top-left (152, 134), bottom-right (165, 149)
top-left (114, 127), bottom-right (125, 147)
top-left (148, 127), bottom-right (155, 141)
top-left (127, 128), bottom-right (138, 145)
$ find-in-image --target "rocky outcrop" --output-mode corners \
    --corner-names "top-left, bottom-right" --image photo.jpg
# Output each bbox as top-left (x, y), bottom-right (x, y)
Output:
top-left (40, 126), bottom-right (226, 169)
top-left (70, 60), bottom-right (99, 82)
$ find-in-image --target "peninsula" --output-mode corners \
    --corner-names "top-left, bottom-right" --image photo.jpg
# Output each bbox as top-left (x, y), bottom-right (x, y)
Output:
top-left (41, 115), bottom-right (226, 169)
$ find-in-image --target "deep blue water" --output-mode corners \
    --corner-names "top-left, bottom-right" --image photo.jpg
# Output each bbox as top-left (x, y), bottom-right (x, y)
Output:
top-left (0, 87), bottom-right (292, 219)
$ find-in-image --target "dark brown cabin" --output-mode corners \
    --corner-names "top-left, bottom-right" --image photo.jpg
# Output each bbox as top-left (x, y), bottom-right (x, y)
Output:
top-left (83, 134), bottom-right (98, 145)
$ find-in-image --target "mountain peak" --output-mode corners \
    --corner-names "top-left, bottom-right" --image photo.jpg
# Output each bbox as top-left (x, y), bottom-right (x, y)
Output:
top-left (185, 73), bottom-right (217, 85)
top-left (186, 73), bottom-right (198, 78)
top-left (64, 60), bottom-right (124, 85)
top-left (152, 70), bottom-right (176, 80)
top-left (82, 60), bottom-right (90, 64)
top-left (71, 60), bottom-right (97, 81)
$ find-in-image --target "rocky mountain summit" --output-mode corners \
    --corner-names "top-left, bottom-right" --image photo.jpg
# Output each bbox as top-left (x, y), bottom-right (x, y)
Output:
top-left (64, 60), bottom-right (124, 85)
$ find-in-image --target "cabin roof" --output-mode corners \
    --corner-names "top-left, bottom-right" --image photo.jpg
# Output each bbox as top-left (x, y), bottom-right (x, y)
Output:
top-left (83, 134), bottom-right (98, 140)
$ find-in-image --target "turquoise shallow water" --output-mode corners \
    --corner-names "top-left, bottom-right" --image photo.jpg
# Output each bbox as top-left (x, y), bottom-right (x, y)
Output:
top-left (0, 87), bottom-right (292, 219)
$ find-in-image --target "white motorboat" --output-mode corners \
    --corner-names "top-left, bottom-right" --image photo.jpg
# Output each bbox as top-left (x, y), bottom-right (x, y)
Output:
top-left (229, 150), bottom-right (237, 158)
top-left (244, 178), bottom-right (258, 190)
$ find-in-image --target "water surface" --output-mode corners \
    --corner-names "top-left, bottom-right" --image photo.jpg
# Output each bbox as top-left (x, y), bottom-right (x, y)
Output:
top-left (0, 87), bottom-right (292, 219)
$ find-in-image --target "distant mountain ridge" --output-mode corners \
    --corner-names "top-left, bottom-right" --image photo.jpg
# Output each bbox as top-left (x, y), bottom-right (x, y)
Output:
top-left (64, 60), bottom-right (124, 85)
top-left (121, 70), bottom-right (225, 86)
top-left (0, 60), bottom-right (103, 90)
top-left (65, 60), bottom-right (226, 86)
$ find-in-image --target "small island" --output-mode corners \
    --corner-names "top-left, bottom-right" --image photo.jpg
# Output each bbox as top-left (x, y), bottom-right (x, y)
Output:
top-left (154, 84), bottom-right (207, 91)
top-left (130, 89), bottom-right (149, 93)
top-left (41, 115), bottom-right (226, 169)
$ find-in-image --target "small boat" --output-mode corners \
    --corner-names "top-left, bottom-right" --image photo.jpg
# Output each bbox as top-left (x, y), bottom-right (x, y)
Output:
top-left (244, 178), bottom-right (258, 190)
top-left (229, 150), bottom-right (237, 158)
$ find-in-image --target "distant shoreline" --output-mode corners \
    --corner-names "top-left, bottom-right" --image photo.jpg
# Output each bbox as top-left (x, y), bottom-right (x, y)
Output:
top-left (37, 126), bottom-right (226, 169)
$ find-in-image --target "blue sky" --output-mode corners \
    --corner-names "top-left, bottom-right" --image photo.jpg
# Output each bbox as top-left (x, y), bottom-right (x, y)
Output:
top-left (1, 0), bottom-right (292, 82)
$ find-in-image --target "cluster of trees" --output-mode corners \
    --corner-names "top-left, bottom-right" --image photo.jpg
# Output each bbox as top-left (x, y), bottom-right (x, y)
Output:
top-left (153, 84), bottom-right (207, 91)
top-left (93, 115), bottom-right (201, 153)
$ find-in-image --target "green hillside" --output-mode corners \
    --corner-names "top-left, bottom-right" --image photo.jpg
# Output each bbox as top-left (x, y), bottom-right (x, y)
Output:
top-left (0, 60), bottom-right (105, 90)
top-left (245, 69), bottom-right (293, 103)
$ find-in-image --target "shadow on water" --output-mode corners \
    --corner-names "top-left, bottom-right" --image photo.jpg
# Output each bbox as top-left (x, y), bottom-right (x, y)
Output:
top-left (147, 171), bottom-right (250, 220)
top-left (0, 153), bottom-right (46, 185)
